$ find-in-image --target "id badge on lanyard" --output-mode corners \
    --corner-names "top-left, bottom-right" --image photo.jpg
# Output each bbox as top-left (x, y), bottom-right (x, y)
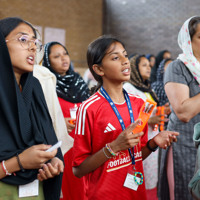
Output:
top-left (19, 179), bottom-right (39, 197)
top-left (100, 87), bottom-right (144, 190)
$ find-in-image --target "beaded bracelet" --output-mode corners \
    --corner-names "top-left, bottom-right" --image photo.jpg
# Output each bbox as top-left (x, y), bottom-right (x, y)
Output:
top-left (16, 153), bottom-right (25, 172)
top-left (1, 160), bottom-right (12, 176)
top-left (103, 147), bottom-right (112, 159)
top-left (105, 143), bottom-right (119, 157)
top-left (134, 172), bottom-right (144, 185)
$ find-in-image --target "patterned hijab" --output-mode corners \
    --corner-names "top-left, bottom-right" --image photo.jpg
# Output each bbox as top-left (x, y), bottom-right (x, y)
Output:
top-left (178, 16), bottom-right (200, 84)
top-left (151, 59), bottom-right (171, 106)
top-left (0, 28), bottom-right (63, 199)
top-left (43, 42), bottom-right (90, 103)
top-left (129, 55), bottom-right (159, 103)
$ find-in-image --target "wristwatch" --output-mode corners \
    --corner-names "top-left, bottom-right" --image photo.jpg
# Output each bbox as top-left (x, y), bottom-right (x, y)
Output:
top-left (147, 139), bottom-right (158, 152)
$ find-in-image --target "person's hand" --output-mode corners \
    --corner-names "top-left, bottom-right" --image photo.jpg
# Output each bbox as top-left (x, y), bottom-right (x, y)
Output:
top-left (148, 115), bottom-right (169, 125)
top-left (110, 119), bottom-right (144, 153)
top-left (164, 102), bottom-right (171, 115)
top-left (65, 117), bottom-right (75, 133)
top-left (37, 157), bottom-right (64, 181)
top-left (153, 131), bottom-right (179, 149)
top-left (19, 144), bottom-right (58, 169)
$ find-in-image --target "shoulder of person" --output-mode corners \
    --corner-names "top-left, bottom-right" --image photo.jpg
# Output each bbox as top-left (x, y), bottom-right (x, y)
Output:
top-left (128, 93), bottom-right (145, 105)
top-left (33, 65), bottom-right (56, 81)
top-left (123, 82), bottom-right (138, 93)
top-left (168, 59), bottom-right (184, 68)
top-left (32, 76), bottom-right (44, 93)
top-left (123, 82), bottom-right (133, 89)
top-left (76, 92), bottom-right (111, 124)
top-left (164, 59), bottom-right (195, 85)
top-left (80, 92), bottom-right (104, 111)
top-left (73, 71), bottom-right (83, 78)
top-left (166, 59), bottom-right (186, 74)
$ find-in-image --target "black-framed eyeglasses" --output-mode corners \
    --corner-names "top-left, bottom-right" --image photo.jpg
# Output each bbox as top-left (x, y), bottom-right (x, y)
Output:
top-left (6, 34), bottom-right (43, 52)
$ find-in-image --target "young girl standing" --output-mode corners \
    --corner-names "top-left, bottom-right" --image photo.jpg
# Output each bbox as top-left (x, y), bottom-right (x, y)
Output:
top-left (0, 17), bottom-right (63, 200)
top-left (72, 35), bottom-right (179, 200)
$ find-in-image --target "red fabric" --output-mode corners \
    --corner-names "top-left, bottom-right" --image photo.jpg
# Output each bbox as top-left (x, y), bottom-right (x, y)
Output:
top-left (58, 97), bottom-right (86, 200)
top-left (146, 187), bottom-right (158, 200)
top-left (58, 97), bottom-right (81, 138)
top-left (58, 97), bottom-right (81, 118)
top-left (73, 92), bottom-right (148, 200)
top-left (60, 148), bottom-right (87, 200)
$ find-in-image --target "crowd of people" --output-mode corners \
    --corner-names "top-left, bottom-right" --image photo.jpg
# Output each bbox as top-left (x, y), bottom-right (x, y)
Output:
top-left (0, 15), bottom-right (200, 200)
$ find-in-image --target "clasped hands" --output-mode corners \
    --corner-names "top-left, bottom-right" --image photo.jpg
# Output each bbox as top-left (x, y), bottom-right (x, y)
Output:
top-left (19, 144), bottom-right (64, 181)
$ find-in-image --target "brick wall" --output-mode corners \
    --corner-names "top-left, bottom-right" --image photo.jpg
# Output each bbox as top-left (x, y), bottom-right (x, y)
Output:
top-left (2, 0), bottom-right (199, 74)
top-left (0, 0), bottom-right (103, 75)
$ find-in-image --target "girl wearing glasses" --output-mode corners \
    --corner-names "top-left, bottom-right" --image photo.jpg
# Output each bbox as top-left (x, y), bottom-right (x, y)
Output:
top-left (0, 17), bottom-right (63, 200)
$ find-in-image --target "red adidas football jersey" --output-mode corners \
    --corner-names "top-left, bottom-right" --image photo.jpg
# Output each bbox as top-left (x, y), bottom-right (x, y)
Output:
top-left (73, 91), bottom-right (148, 200)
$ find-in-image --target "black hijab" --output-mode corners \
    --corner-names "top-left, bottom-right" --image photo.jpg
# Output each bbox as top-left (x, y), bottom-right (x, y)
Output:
top-left (0, 28), bottom-right (63, 200)
top-left (43, 42), bottom-right (90, 103)
top-left (150, 50), bottom-right (170, 83)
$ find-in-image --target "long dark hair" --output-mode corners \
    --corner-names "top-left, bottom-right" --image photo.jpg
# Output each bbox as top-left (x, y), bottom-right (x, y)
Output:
top-left (0, 17), bottom-right (37, 38)
top-left (189, 16), bottom-right (200, 39)
top-left (87, 35), bottom-right (125, 93)
top-left (135, 54), bottom-right (149, 84)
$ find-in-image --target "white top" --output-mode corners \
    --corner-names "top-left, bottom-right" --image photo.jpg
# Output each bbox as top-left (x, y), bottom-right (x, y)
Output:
top-left (123, 82), bottom-right (147, 100)
top-left (33, 65), bottom-right (73, 154)
top-left (83, 68), bottom-right (97, 89)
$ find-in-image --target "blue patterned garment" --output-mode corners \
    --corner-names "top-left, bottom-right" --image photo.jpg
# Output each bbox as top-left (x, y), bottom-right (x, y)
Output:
top-left (151, 59), bottom-right (172, 106)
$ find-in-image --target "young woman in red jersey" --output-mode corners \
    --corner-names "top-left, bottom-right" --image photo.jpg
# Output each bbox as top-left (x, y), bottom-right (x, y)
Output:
top-left (72, 35), bottom-right (179, 200)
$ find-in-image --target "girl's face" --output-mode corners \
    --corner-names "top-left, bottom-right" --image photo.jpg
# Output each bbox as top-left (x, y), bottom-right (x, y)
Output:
top-left (5, 23), bottom-right (37, 76)
top-left (149, 56), bottom-right (155, 67)
top-left (191, 23), bottom-right (200, 58)
top-left (138, 57), bottom-right (151, 81)
top-left (100, 42), bottom-right (130, 85)
top-left (49, 44), bottom-right (70, 76)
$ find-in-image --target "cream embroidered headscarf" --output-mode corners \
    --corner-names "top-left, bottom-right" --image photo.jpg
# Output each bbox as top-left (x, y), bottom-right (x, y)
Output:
top-left (178, 16), bottom-right (200, 84)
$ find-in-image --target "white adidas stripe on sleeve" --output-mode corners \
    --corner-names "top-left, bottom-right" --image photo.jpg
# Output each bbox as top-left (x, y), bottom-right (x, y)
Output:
top-left (76, 95), bottom-right (100, 135)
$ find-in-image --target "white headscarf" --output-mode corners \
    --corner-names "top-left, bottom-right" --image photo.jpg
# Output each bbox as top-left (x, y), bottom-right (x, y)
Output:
top-left (177, 16), bottom-right (200, 84)
top-left (33, 65), bottom-right (74, 154)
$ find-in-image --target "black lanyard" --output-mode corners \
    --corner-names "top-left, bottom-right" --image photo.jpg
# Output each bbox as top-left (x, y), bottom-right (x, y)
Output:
top-left (100, 86), bottom-right (135, 165)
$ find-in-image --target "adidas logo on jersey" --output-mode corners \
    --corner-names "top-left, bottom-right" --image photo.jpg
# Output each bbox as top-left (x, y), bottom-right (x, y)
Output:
top-left (104, 123), bottom-right (116, 133)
